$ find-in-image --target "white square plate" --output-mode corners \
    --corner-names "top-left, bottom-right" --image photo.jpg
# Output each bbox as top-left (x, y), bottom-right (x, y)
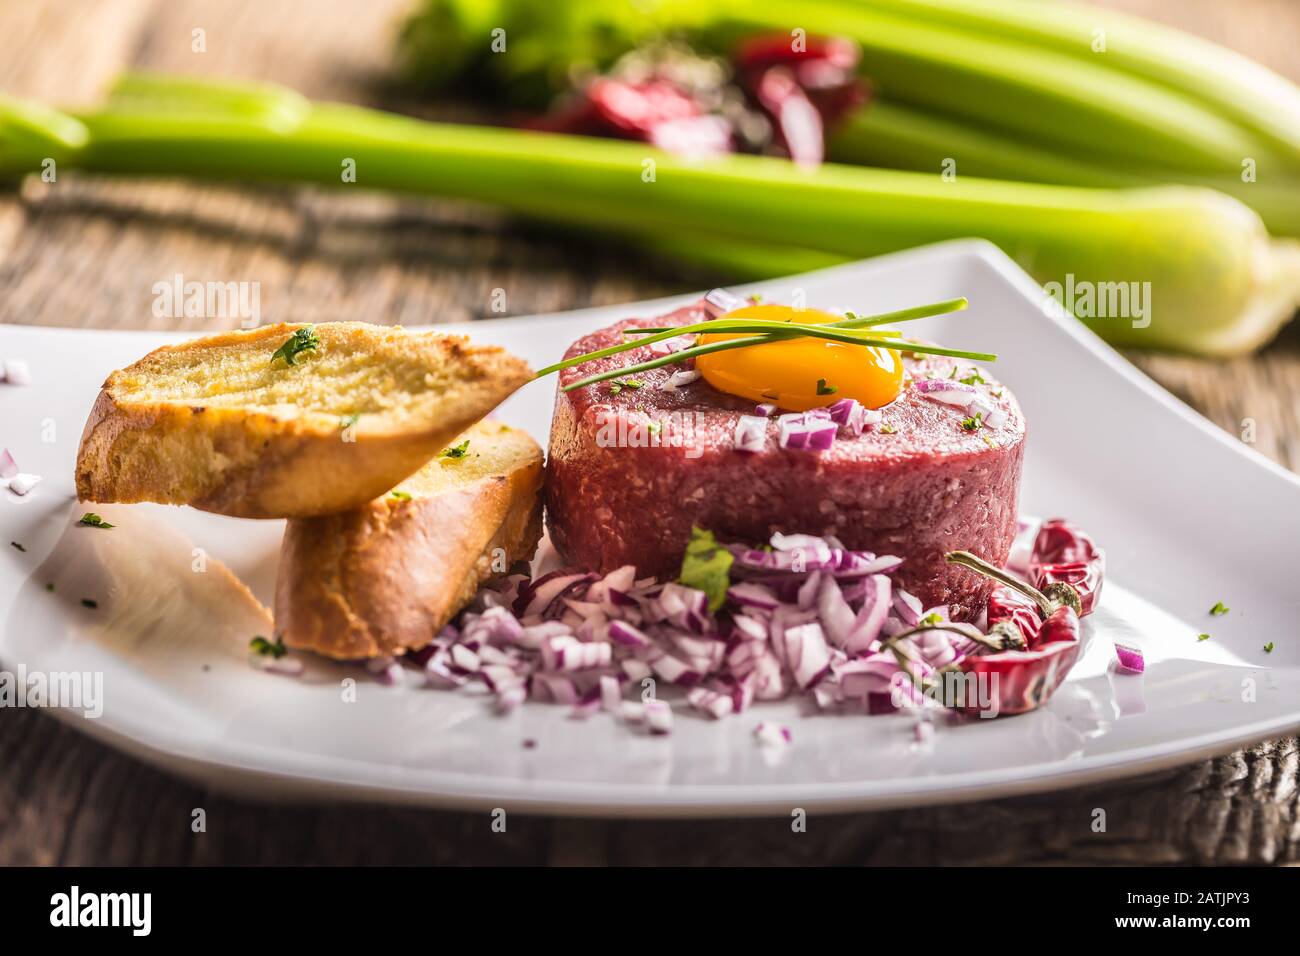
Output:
top-left (2, 239), bottom-right (1296, 817)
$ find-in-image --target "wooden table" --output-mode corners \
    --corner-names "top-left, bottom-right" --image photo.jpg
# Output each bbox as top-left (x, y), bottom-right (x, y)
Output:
top-left (2, 0), bottom-right (1297, 865)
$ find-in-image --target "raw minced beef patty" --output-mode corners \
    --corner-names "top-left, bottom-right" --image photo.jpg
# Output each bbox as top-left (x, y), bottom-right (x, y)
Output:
top-left (545, 299), bottom-right (1026, 619)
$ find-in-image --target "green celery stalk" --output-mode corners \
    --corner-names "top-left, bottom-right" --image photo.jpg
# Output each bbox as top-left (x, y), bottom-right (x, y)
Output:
top-left (3, 74), bottom-right (1297, 355)
top-left (854, 0), bottom-right (1300, 163)
top-left (831, 99), bottom-right (1300, 238)
top-left (399, 0), bottom-right (1284, 176)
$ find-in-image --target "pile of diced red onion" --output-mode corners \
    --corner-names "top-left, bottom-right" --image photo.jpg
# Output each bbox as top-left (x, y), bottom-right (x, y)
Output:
top-left (390, 531), bottom-right (993, 735)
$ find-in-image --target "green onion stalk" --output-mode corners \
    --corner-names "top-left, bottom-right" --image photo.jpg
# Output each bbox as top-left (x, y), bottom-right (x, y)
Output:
top-left (2, 72), bottom-right (1298, 355)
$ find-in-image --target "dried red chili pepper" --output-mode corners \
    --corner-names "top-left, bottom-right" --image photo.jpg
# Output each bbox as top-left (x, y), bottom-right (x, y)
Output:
top-left (986, 585), bottom-right (1044, 648)
top-left (952, 636), bottom-right (1082, 717)
top-left (944, 549), bottom-right (1088, 717)
top-left (1028, 518), bottom-right (1104, 615)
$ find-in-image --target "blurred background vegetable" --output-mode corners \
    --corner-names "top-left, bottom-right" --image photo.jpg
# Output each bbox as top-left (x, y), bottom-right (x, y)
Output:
top-left (395, 0), bottom-right (1300, 351)
top-left (0, 71), bottom-right (1295, 355)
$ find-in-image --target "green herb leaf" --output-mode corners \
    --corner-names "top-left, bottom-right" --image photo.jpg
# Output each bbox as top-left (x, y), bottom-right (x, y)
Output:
top-left (1209, 601), bottom-right (1230, 616)
top-left (679, 526), bottom-right (733, 612)
top-left (389, 490), bottom-right (412, 501)
top-left (816, 378), bottom-right (837, 395)
top-left (270, 325), bottom-right (320, 366)
top-left (1263, 641), bottom-right (1275, 654)
top-left (78, 512), bottom-right (115, 529)
top-left (441, 439), bottom-right (471, 459)
top-left (879, 423), bottom-right (897, 434)
top-left (960, 413), bottom-right (984, 432)
top-left (919, 611), bottom-right (943, 626)
top-left (1197, 632), bottom-right (1211, 642)
top-left (249, 634), bottom-right (288, 658)
top-left (959, 368), bottom-right (987, 385)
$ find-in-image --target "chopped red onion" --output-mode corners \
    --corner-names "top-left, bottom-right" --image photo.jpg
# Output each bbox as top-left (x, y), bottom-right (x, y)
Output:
top-left (727, 581), bottom-right (781, 611)
top-left (911, 379), bottom-right (979, 407)
top-left (733, 414), bottom-right (767, 453)
top-left (754, 402), bottom-right (777, 417)
top-left (753, 721), bottom-right (792, 747)
top-left (450, 644), bottom-right (481, 673)
top-left (1114, 642), bottom-right (1145, 674)
top-left (7, 473), bottom-right (41, 496)
top-left (600, 675), bottom-right (622, 711)
top-left (513, 570), bottom-right (597, 619)
top-left (257, 655), bottom-right (305, 677)
top-left (985, 407), bottom-right (1007, 429)
top-left (703, 288), bottom-right (748, 315)
top-left (0, 448), bottom-right (17, 480)
top-left (777, 412), bottom-right (838, 451)
top-left (687, 686), bottom-right (734, 719)
top-left (892, 589), bottom-right (923, 627)
top-left (608, 619), bottom-right (652, 648)
top-left (779, 622), bottom-right (832, 689)
top-left (496, 684), bottom-right (527, 713)
top-left (841, 574), bottom-right (891, 653)
top-left (646, 334), bottom-right (695, 356)
top-left (619, 700), bottom-right (645, 723)
top-left (658, 369), bottom-right (701, 391)
top-left (643, 698), bottom-right (674, 734)
top-left (2, 359), bottom-right (31, 386)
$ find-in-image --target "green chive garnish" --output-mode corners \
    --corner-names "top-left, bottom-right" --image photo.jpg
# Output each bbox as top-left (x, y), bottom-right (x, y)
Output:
top-left (78, 513), bottom-right (114, 529)
top-left (1209, 601), bottom-right (1229, 616)
top-left (271, 326), bottom-right (320, 366)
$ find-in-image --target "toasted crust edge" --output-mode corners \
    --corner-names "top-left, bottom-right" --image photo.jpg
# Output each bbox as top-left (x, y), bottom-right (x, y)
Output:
top-left (273, 432), bottom-right (544, 659)
top-left (74, 324), bottom-right (533, 518)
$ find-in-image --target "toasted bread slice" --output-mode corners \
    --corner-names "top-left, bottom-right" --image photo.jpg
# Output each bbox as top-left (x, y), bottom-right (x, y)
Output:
top-left (274, 420), bottom-right (544, 660)
top-left (75, 322), bottom-right (532, 518)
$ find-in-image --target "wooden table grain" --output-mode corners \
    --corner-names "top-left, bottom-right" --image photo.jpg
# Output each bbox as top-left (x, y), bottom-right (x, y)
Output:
top-left (2, 0), bottom-right (1297, 866)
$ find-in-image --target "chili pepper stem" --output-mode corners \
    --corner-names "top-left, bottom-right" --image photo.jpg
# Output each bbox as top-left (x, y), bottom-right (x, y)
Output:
top-left (945, 550), bottom-right (1052, 617)
top-left (945, 550), bottom-right (1082, 618)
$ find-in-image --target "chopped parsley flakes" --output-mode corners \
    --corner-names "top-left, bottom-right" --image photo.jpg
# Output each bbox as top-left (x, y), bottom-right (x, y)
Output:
top-left (879, 423), bottom-right (897, 434)
top-left (919, 611), bottom-right (943, 627)
top-left (1263, 642), bottom-right (1275, 654)
top-left (960, 413), bottom-right (984, 432)
top-left (1197, 633), bottom-right (1211, 642)
top-left (816, 378), bottom-right (838, 395)
top-left (270, 325), bottom-right (320, 366)
top-left (389, 490), bottom-right (412, 501)
top-left (250, 635), bottom-right (288, 658)
top-left (78, 513), bottom-right (114, 529)
top-left (1209, 601), bottom-right (1230, 616)
top-left (678, 527), bottom-right (733, 612)
top-left (441, 440), bottom-right (471, 459)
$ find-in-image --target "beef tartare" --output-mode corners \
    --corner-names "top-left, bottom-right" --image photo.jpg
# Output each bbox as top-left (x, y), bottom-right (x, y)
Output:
top-left (546, 297), bottom-right (1026, 619)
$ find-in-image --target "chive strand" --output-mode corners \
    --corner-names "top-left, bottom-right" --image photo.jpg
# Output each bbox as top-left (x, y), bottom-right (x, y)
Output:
top-left (562, 335), bottom-right (996, 391)
top-left (534, 297), bottom-right (967, 378)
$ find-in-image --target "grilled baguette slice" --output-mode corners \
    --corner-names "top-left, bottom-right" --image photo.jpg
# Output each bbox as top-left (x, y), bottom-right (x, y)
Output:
top-left (274, 420), bottom-right (543, 660)
top-left (75, 322), bottom-right (531, 518)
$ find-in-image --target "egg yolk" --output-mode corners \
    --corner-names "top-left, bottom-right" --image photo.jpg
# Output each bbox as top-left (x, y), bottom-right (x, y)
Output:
top-left (695, 304), bottom-right (903, 411)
